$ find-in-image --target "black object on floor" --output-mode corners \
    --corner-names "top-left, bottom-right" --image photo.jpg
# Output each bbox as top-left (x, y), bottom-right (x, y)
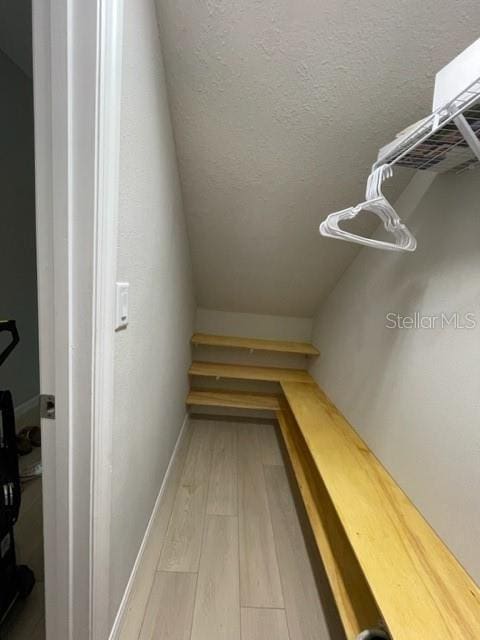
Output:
top-left (0, 320), bottom-right (35, 625)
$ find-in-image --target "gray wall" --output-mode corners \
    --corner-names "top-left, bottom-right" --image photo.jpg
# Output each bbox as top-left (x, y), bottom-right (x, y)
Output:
top-left (309, 171), bottom-right (480, 583)
top-left (0, 50), bottom-right (39, 407)
top-left (109, 0), bottom-right (195, 626)
top-left (0, 0), bottom-right (32, 78)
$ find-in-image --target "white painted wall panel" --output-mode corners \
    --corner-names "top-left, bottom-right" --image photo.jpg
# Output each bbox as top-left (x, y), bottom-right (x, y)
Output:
top-left (109, 0), bottom-right (195, 625)
top-left (309, 171), bottom-right (480, 583)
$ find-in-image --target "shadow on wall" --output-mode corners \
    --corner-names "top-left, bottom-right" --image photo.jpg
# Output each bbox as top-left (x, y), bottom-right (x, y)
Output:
top-left (0, 50), bottom-right (39, 409)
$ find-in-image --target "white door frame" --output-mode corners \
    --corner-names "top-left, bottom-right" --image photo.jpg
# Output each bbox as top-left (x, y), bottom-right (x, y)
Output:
top-left (90, 0), bottom-right (125, 637)
top-left (32, 0), bottom-right (124, 638)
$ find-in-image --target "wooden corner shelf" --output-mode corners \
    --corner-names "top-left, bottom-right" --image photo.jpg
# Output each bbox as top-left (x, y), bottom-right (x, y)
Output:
top-left (185, 333), bottom-right (480, 639)
top-left (280, 381), bottom-right (480, 640)
top-left (189, 361), bottom-right (315, 385)
top-left (276, 405), bottom-right (380, 638)
top-left (191, 332), bottom-right (319, 356)
top-left (187, 388), bottom-right (282, 411)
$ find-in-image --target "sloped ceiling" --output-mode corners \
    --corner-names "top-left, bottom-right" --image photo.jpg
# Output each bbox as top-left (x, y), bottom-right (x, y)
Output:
top-left (156, 0), bottom-right (479, 317)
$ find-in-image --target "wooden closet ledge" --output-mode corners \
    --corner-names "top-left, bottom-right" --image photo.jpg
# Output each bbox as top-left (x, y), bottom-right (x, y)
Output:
top-left (279, 381), bottom-right (480, 640)
top-left (191, 332), bottom-right (319, 356)
top-left (189, 361), bottom-right (315, 384)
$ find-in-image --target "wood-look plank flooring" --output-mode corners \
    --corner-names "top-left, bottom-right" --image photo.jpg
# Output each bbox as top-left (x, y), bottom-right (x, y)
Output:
top-left (158, 422), bottom-right (213, 572)
top-left (238, 424), bottom-right (284, 608)
top-left (139, 572), bottom-right (197, 640)
top-left (241, 607), bottom-right (290, 640)
top-left (206, 423), bottom-right (238, 516)
top-left (122, 418), bottom-right (338, 640)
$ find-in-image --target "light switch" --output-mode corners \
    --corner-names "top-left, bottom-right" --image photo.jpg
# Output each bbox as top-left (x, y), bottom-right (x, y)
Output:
top-left (115, 282), bottom-right (129, 330)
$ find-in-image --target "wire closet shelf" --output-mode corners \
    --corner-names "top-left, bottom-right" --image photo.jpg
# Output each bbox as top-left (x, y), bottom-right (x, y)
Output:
top-left (319, 75), bottom-right (480, 252)
top-left (375, 77), bottom-right (480, 174)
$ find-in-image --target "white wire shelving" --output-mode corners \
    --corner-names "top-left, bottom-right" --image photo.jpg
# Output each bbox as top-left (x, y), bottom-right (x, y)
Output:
top-left (320, 73), bottom-right (480, 252)
top-left (375, 77), bottom-right (480, 174)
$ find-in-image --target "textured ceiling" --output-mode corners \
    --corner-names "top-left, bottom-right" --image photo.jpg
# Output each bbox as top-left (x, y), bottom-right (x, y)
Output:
top-left (156, 0), bottom-right (479, 317)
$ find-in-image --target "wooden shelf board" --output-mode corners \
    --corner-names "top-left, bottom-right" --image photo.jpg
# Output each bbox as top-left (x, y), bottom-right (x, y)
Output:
top-left (189, 361), bottom-right (315, 385)
top-left (281, 381), bottom-right (480, 640)
top-left (187, 389), bottom-right (282, 411)
top-left (191, 332), bottom-right (319, 356)
top-left (276, 406), bottom-right (380, 638)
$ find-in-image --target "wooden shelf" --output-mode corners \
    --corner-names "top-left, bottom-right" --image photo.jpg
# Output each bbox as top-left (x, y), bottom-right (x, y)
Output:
top-left (191, 333), bottom-right (319, 356)
top-left (276, 405), bottom-right (380, 638)
top-left (189, 361), bottom-right (315, 385)
top-left (187, 389), bottom-right (282, 411)
top-left (281, 381), bottom-right (480, 640)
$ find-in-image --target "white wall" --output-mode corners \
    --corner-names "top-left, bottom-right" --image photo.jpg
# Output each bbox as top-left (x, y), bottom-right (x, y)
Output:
top-left (309, 171), bottom-right (480, 583)
top-left (0, 50), bottom-right (39, 408)
top-left (109, 0), bottom-right (195, 625)
top-left (196, 307), bottom-right (313, 341)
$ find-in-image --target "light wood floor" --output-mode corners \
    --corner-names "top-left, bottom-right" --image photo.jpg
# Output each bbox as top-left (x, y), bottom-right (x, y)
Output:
top-left (118, 418), bottom-right (345, 640)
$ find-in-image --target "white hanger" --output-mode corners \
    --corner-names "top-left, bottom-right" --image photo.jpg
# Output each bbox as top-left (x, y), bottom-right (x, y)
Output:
top-left (319, 164), bottom-right (417, 253)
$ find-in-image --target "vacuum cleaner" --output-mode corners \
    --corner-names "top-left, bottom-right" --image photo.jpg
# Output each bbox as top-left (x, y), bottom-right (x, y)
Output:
top-left (0, 320), bottom-right (35, 624)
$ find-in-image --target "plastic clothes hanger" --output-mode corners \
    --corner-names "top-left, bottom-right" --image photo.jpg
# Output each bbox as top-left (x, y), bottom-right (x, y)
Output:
top-left (319, 164), bottom-right (417, 252)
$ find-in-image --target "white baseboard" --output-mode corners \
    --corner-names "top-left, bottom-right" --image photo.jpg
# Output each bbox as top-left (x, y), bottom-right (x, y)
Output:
top-left (108, 412), bottom-right (190, 640)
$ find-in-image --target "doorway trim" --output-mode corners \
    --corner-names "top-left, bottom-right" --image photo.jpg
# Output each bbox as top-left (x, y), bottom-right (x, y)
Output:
top-left (32, 0), bottom-right (124, 637)
top-left (90, 0), bottom-right (125, 638)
